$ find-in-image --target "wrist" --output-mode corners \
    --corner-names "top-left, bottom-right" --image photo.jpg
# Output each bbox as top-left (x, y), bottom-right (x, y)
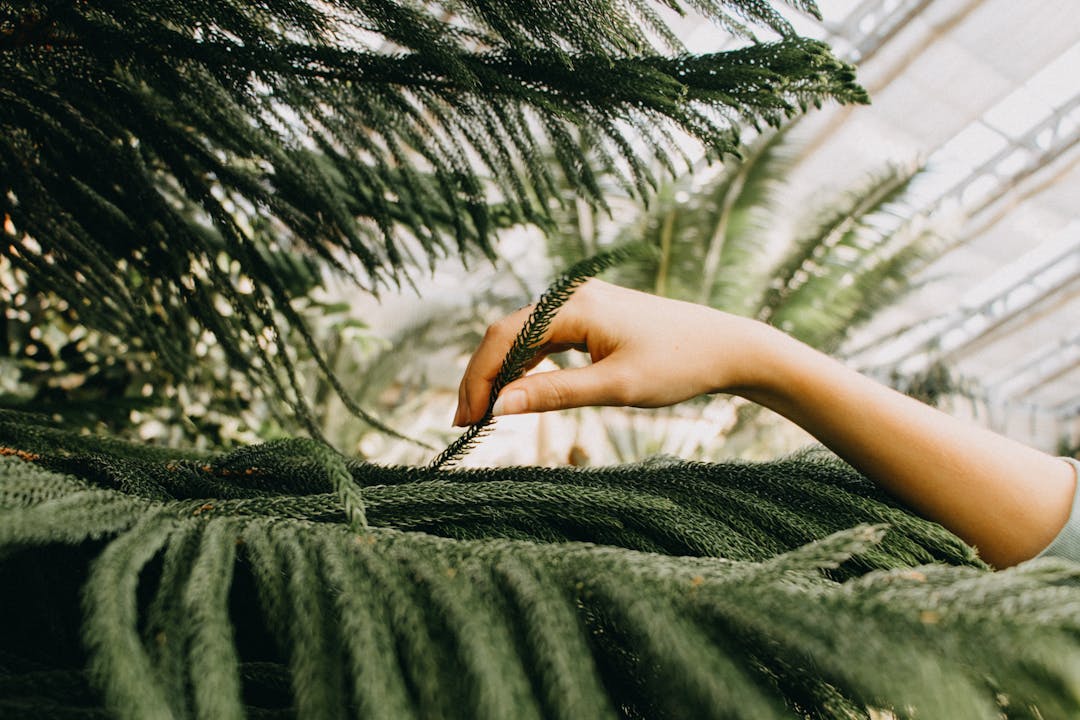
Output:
top-left (720, 319), bottom-right (810, 409)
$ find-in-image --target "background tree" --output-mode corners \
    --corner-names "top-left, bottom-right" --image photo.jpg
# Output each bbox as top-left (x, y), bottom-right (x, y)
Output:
top-left (1, 0), bottom-right (866, 444)
top-left (532, 128), bottom-right (951, 463)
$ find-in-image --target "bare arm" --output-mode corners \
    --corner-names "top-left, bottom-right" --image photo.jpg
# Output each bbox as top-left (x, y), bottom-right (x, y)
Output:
top-left (454, 279), bottom-right (1076, 568)
top-left (741, 328), bottom-right (1075, 568)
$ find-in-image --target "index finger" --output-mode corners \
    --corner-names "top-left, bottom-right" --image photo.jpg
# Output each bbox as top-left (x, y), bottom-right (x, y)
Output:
top-left (454, 305), bottom-right (534, 426)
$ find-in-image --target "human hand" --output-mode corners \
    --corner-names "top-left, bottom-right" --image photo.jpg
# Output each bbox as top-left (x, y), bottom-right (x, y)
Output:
top-left (452, 279), bottom-right (778, 426)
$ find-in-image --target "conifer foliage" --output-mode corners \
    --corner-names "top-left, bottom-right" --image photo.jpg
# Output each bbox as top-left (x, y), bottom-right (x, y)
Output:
top-left (3, 413), bottom-right (1080, 718)
top-left (0, 0), bottom-right (867, 435)
top-left (5, 1), bottom-right (1080, 718)
top-left (2, 265), bottom-right (1080, 719)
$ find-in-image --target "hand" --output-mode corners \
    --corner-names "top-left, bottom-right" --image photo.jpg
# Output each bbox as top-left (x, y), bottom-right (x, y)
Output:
top-left (453, 279), bottom-right (776, 426)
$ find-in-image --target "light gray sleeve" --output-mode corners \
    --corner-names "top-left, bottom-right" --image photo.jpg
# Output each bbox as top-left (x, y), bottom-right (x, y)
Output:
top-left (1035, 457), bottom-right (1080, 562)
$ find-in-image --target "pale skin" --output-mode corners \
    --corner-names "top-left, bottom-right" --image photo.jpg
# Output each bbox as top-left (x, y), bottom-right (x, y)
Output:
top-left (453, 279), bottom-right (1077, 569)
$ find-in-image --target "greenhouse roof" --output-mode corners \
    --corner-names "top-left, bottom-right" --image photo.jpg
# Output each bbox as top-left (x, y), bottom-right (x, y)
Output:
top-left (686, 0), bottom-right (1080, 447)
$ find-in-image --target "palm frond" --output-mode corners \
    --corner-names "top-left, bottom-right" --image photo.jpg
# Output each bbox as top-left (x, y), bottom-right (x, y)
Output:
top-left (696, 127), bottom-right (798, 313)
top-left (756, 163), bottom-right (918, 323)
top-left (760, 163), bottom-right (932, 351)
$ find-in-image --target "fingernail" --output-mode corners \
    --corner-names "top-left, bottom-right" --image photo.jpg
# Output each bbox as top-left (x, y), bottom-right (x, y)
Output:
top-left (492, 389), bottom-right (525, 417)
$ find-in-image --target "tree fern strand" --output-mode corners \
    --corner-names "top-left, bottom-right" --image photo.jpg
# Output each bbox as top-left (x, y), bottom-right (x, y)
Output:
top-left (81, 514), bottom-right (179, 720)
top-left (318, 535), bottom-right (417, 720)
top-left (185, 519), bottom-right (245, 720)
top-left (275, 526), bottom-right (349, 718)
top-left (144, 523), bottom-right (202, 715)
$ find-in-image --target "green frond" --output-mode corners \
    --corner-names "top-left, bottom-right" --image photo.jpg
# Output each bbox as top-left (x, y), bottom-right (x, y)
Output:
top-left (81, 514), bottom-right (178, 720)
top-left (347, 533), bottom-right (461, 717)
top-left (756, 162), bottom-right (920, 332)
top-left (275, 526), bottom-right (349, 718)
top-left (593, 574), bottom-right (792, 718)
top-left (696, 128), bottom-right (799, 312)
top-left (271, 438), bottom-right (369, 530)
top-left (491, 556), bottom-right (619, 720)
top-left (605, 128), bottom-right (799, 311)
top-left (0, 454), bottom-right (92, 510)
top-left (318, 535), bottom-right (416, 720)
top-left (2, 432), bottom-right (1080, 716)
top-left (184, 519), bottom-right (245, 720)
top-left (237, 522), bottom-right (292, 661)
top-left (2, 0), bottom-right (865, 440)
top-left (144, 523), bottom-right (202, 715)
top-left (0, 486), bottom-right (148, 551)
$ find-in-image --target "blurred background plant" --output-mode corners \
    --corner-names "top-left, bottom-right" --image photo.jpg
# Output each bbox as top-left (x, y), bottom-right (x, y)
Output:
top-left (2, 0), bottom-right (873, 456)
top-left (2, 119), bottom-right (970, 463)
top-left (533, 128), bottom-right (961, 464)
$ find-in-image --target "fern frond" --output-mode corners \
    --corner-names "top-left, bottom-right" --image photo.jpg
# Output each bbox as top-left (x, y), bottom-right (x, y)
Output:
top-left (0, 487), bottom-right (148, 551)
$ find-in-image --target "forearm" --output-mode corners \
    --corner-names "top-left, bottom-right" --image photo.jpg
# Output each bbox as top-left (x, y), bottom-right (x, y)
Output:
top-left (739, 324), bottom-right (1076, 568)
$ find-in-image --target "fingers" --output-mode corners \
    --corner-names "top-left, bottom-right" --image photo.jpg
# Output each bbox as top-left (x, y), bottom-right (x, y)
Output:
top-left (454, 304), bottom-right (535, 426)
top-left (453, 301), bottom-right (592, 425)
top-left (491, 362), bottom-right (628, 417)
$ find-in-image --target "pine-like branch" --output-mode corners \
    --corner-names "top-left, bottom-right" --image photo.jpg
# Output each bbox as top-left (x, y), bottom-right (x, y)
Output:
top-left (3, 423), bottom-right (1080, 717)
top-left (1, 0), bottom-right (865, 441)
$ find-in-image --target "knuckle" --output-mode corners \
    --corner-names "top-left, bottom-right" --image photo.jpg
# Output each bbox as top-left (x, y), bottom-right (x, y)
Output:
top-left (549, 378), bottom-right (571, 409)
top-left (483, 322), bottom-right (503, 341)
top-left (487, 315), bottom-right (522, 341)
top-left (536, 375), bottom-right (570, 411)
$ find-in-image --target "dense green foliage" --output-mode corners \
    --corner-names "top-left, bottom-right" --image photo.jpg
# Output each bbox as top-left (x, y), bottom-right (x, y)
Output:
top-left (4, 412), bottom-right (1080, 718)
top-left (6, 2), bottom-right (1077, 718)
top-left (0, 0), bottom-right (867, 439)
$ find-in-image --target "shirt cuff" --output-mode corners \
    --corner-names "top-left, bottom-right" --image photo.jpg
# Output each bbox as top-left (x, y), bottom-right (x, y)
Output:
top-left (1036, 457), bottom-right (1080, 561)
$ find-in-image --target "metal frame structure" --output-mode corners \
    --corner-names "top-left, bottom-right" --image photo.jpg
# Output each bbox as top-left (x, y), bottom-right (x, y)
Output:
top-left (798, 0), bottom-right (1080, 447)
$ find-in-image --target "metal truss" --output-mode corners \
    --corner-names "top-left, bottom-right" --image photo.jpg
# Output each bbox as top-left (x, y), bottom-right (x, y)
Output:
top-left (862, 231), bottom-right (1080, 373)
top-left (802, 1), bottom-right (1080, 429)
top-left (1053, 393), bottom-right (1080, 421)
top-left (846, 93), bottom-right (1080, 370)
top-left (823, 0), bottom-right (935, 64)
top-left (984, 328), bottom-right (1080, 402)
top-left (931, 94), bottom-right (1080, 220)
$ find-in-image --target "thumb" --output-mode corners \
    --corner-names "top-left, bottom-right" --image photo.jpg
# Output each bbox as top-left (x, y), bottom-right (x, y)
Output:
top-left (491, 363), bottom-right (624, 416)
